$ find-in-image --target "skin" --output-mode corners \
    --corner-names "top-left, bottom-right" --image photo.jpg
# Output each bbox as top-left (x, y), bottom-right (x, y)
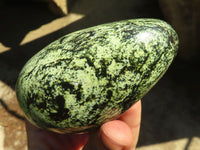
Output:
top-left (26, 100), bottom-right (141, 150)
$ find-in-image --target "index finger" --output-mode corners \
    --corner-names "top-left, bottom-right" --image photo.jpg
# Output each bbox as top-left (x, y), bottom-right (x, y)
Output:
top-left (119, 100), bottom-right (141, 128)
top-left (119, 100), bottom-right (142, 148)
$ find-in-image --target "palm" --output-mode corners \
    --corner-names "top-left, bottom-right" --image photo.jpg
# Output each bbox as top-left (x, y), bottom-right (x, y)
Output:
top-left (26, 122), bottom-right (89, 150)
top-left (26, 100), bottom-right (141, 150)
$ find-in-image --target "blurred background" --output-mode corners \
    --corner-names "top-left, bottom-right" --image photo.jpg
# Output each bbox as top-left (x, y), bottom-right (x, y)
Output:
top-left (0, 0), bottom-right (199, 149)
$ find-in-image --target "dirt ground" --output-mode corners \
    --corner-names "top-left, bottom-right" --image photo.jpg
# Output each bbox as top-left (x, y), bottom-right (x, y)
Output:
top-left (0, 0), bottom-right (200, 150)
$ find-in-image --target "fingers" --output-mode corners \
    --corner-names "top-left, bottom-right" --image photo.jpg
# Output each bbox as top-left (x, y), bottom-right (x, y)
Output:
top-left (83, 120), bottom-right (133, 150)
top-left (119, 100), bottom-right (142, 148)
top-left (100, 120), bottom-right (133, 150)
top-left (119, 100), bottom-right (141, 128)
top-left (100, 100), bottom-right (142, 150)
top-left (84, 100), bottom-right (142, 150)
top-left (26, 100), bottom-right (141, 150)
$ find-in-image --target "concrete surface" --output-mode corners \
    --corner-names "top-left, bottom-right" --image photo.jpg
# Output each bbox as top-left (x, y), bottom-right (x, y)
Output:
top-left (0, 0), bottom-right (200, 150)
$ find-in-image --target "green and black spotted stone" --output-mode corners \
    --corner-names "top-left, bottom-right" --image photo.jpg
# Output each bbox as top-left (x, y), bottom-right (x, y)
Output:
top-left (16, 18), bottom-right (178, 133)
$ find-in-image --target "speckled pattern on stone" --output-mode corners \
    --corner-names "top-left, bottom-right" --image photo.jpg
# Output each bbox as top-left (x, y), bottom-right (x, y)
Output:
top-left (16, 18), bottom-right (178, 133)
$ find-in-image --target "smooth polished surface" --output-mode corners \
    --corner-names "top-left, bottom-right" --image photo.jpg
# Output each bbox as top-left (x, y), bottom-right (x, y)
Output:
top-left (16, 18), bottom-right (178, 133)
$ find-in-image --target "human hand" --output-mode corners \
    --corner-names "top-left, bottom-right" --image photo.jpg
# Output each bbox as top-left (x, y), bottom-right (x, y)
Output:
top-left (26, 100), bottom-right (141, 150)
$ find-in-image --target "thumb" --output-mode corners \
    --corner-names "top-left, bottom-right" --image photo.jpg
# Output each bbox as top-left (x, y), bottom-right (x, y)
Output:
top-left (100, 120), bottom-right (133, 150)
top-left (83, 120), bottom-right (133, 150)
